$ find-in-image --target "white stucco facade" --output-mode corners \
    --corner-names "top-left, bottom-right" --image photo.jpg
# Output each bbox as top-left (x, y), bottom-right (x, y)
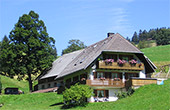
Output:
top-left (108, 88), bottom-right (119, 101)
top-left (139, 67), bottom-right (146, 78)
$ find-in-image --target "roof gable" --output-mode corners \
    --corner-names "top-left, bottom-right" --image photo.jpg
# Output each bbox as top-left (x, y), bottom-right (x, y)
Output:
top-left (103, 33), bottom-right (142, 53)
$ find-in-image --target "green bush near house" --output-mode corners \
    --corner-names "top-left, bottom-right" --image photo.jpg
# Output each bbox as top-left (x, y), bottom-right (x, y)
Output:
top-left (117, 87), bottom-right (135, 99)
top-left (63, 83), bottom-right (93, 107)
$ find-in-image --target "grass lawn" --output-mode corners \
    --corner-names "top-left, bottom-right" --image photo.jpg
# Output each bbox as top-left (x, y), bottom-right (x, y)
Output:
top-left (141, 45), bottom-right (170, 67)
top-left (0, 93), bottom-right (63, 110)
top-left (0, 79), bottom-right (170, 110)
top-left (0, 75), bottom-right (29, 94)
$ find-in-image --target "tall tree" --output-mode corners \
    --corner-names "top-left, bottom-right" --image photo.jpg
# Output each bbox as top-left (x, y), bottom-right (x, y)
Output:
top-left (132, 31), bottom-right (138, 44)
top-left (62, 39), bottom-right (86, 55)
top-left (138, 29), bottom-right (143, 41)
top-left (142, 30), bottom-right (148, 40)
top-left (0, 35), bottom-right (14, 77)
top-left (126, 37), bottom-right (131, 42)
top-left (7, 11), bottom-right (56, 92)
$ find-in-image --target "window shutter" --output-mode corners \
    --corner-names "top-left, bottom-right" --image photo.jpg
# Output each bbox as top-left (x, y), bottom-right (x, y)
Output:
top-left (94, 72), bottom-right (97, 79)
top-left (94, 90), bottom-right (97, 97)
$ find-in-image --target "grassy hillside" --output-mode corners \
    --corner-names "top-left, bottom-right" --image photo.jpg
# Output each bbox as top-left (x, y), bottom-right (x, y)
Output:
top-left (77, 79), bottom-right (170, 110)
top-left (141, 45), bottom-right (170, 66)
top-left (0, 75), bottom-right (29, 93)
top-left (0, 79), bottom-right (170, 110)
top-left (0, 93), bottom-right (63, 110)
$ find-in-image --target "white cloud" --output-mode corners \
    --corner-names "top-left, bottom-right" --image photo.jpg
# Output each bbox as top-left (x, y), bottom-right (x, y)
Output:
top-left (108, 8), bottom-right (133, 37)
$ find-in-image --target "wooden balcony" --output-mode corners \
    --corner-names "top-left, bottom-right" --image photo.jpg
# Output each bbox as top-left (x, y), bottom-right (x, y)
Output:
top-left (86, 79), bottom-right (124, 88)
top-left (126, 77), bottom-right (157, 88)
top-left (99, 61), bottom-right (144, 70)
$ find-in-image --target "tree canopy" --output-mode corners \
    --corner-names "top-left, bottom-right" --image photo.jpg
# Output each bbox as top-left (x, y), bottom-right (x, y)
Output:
top-left (0, 11), bottom-right (57, 92)
top-left (131, 27), bottom-right (170, 46)
top-left (62, 39), bottom-right (86, 55)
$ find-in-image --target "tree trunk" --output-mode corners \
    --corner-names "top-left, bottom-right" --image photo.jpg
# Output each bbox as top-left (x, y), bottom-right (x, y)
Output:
top-left (28, 72), bottom-right (33, 92)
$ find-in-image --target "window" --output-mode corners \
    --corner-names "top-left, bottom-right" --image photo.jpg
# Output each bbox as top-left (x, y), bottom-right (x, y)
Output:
top-left (119, 55), bottom-right (133, 61)
top-left (48, 84), bottom-right (51, 88)
top-left (122, 56), bottom-right (128, 61)
top-left (112, 73), bottom-right (118, 79)
top-left (73, 76), bottom-right (79, 82)
top-left (97, 72), bottom-right (104, 79)
top-left (38, 79), bottom-right (46, 84)
top-left (66, 78), bottom-right (71, 84)
top-left (103, 54), bottom-right (117, 61)
top-left (97, 90), bottom-right (104, 98)
top-left (94, 89), bottom-right (109, 98)
top-left (42, 85), bottom-right (45, 89)
top-left (80, 74), bottom-right (87, 79)
top-left (54, 82), bottom-right (57, 87)
top-left (48, 77), bottom-right (54, 82)
top-left (104, 72), bottom-right (111, 79)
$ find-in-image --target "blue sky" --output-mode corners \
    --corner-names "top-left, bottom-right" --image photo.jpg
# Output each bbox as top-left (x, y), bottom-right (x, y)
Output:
top-left (0, 0), bottom-right (169, 55)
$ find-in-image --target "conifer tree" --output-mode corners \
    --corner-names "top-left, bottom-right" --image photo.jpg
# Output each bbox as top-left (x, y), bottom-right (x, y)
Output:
top-left (132, 31), bottom-right (138, 44)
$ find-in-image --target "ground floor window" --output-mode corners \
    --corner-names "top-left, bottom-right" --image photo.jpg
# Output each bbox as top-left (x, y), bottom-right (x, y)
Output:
top-left (48, 84), bottom-right (51, 88)
top-left (41, 85), bottom-right (45, 89)
top-left (94, 89), bottom-right (109, 98)
top-left (97, 90), bottom-right (104, 98)
top-left (54, 82), bottom-right (57, 87)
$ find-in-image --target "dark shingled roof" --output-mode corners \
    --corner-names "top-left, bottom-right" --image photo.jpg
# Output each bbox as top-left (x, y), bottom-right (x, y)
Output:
top-left (38, 33), bottom-right (154, 80)
top-left (103, 33), bottom-right (141, 53)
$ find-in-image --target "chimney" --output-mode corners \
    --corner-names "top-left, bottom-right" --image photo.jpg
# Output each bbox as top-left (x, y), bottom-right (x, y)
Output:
top-left (107, 33), bottom-right (114, 37)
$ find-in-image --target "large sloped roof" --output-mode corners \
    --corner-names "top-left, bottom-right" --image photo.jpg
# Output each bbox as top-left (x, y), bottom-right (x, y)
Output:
top-left (39, 33), bottom-right (146, 80)
top-left (40, 49), bottom-right (83, 79)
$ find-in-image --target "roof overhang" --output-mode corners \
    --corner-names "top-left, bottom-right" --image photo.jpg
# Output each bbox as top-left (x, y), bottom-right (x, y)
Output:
top-left (102, 50), bottom-right (143, 54)
top-left (135, 53), bottom-right (156, 73)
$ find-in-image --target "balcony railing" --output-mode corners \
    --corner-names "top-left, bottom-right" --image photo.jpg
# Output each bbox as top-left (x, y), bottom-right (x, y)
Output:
top-left (125, 77), bottom-right (157, 88)
top-left (99, 61), bottom-right (144, 70)
top-left (86, 79), bottom-right (124, 88)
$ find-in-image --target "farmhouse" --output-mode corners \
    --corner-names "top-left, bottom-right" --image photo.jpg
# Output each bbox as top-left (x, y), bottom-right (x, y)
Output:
top-left (36, 33), bottom-right (157, 102)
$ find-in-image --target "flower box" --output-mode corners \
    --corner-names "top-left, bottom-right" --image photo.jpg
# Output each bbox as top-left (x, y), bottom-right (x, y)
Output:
top-left (104, 59), bottom-right (114, 66)
top-left (117, 59), bottom-right (126, 67)
top-left (129, 59), bottom-right (137, 67)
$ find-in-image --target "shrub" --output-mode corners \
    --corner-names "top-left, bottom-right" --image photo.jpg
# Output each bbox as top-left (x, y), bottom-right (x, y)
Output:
top-left (57, 86), bottom-right (65, 94)
top-left (63, 83), bottom-right (93, 107)
top-left (117, 87), bottom-right (135, 99)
